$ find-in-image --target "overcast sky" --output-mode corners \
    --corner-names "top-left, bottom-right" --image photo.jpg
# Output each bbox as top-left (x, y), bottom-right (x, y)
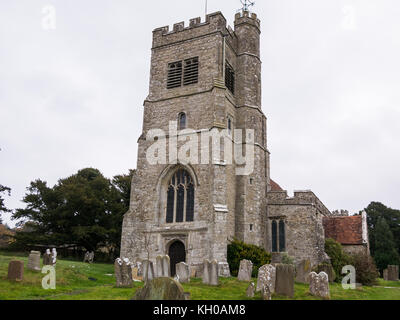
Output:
top-left (1, 0), bottom-right (400, 227)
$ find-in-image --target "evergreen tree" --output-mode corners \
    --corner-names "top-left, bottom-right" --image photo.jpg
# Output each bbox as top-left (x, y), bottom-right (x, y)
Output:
top-left (374, 217), bottom-right (400, 272)
top-left (0, 184), bottom-right (12, 224)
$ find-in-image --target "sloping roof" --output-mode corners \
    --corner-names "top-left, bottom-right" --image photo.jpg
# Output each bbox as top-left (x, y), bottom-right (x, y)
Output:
top-left (323, 215), bottom-right (363, 245)
top-left (270, 179), bottom-right (283, 191)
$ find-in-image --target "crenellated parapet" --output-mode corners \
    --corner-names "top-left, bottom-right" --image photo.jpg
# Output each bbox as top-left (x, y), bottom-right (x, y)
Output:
top-left (267, 190), bottom-right (331, 216)
top-left (234, 10), bottom-right (260, 33)
top-left (152, 12), bottom-right (229, 49)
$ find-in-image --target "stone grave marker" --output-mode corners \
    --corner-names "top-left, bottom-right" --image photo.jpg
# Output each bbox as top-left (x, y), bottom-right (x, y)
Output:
top-left (256, 264), bottom-right (276, 293)
top-left (7, 260), bottom-right (24, 282)
top-left (275, 264), bottom-right (295, 298)
top-left (176, 262), bottom-right (190, 283)
top-left (237, 259), bottom-right (253, 281)
top-left (309, 271), bottom-right (330, 299)
top-left (27, 251), bottom-right (41, 271)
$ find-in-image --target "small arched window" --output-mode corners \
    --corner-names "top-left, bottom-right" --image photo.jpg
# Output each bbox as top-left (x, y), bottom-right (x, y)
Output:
top-left (178, 113), bottom-right (187, 130)
top-left (166, 169), bottom-right (195, 223)
top-left (271, 220), bottom-right (278, 253)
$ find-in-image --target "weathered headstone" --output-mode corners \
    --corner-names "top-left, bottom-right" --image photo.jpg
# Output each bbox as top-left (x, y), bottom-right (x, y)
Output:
top-left (27, 251), bottom-right (41, 271)
top-left (210, 260), bottom-right (219, 286)
top-left (162, 255), bottom-right (170, 277)
top-left (246, 282), bottom-right (255, 298)
top-left (256, 264), bottom-right (276, 293)
top-left (383, 269), bottom-right (389, 281)
top-left (309, 271), bottom-right (330, 299)
top-left (275, 264), bottom-right (295, 298)
top-left (51, 248), bottom-right (57, 265)
top-left (133, 277), bottom-right (186, 300)
top-left (295, 259), bottom-right (311, 283)
top-left (142, 260), bottom-right (155, 282)
top-left (43, 249), bottom-right (52, 266)
top-left (83, 251), bottom-right (95, 264)
top-left (190, 267), bottom-right (197, 278)
top-left (155, 256), bottom-right (163, 278)
top-left (314, 263), bottom-right (336, 283)
top-left (202, 259), bottom-right (211, 284)
top-left (7, 260), bottom-right (24, 282)
top-left (115, 258), bottom-right (133, 287)
top-left (218, 262), bottom-right (231, 277)
top-left (176, 262), bottom-right (190, 283)
top-left (261, 285), bottom-right (272, 300)
top-left (132, 267), bottom-right (142, 281)
top-left (387, 265), bottom-right (399, 281)
top-left (238, 259), bottom-right (253, 282)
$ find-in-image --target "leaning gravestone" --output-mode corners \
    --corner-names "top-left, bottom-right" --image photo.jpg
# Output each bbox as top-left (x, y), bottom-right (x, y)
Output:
top-left (238, 259), bottom-right (253, 282)
top-left (202, 259), bottom-right (211, 284)
top-left (8, 260), bottom-right (24, 282)
top-left (275, 264), bottom-right (295, 298)
top-left (295, 259), bottom-right (311, 283)
top-left (256, 264), bottom-right (276, 293)
top-left (142, 260), bottom-right (155, 282)
top-left (176, 262), bottom-right (190, 283)
top-left (246, 282), bottom-right (255, 298)
top-left (309, 271), bottom-right (330, 299)
top-left (133, 277), bottom-right (186, 300)
top-left (43, 249), bottom-right (52, 266)
top-left (115, 258), bottom-right (133, 287)
top-left (387, 265), bottom-right (399, 281)
top-left (210, 260), bottom-right (219, 286)
top-left (218, 262), bottom-right (231, 277)
top-left (27, 251), bottom-right (41, 271)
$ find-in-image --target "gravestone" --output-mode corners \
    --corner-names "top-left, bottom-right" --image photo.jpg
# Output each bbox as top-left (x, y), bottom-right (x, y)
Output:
top-left (190, 267), bottom-right (197, 278)
top-left (295, 259), bottom-right (311, 283)
top-left (261, 285), bottom-right (272, 300)
top-left (387, 265), bottom-right (399, 281)
top-left (314, 263), bottom-right (335, 283)
top-left (256, 264), bottom-right (276, 293)
top-left (246, 282), bottom-right (255, 298)
top-left (83, 251), bottom-right (95, 264)
top-left (51, 248), bottom-right (57, 265)
top-left (27, 251), bottom-right (41, 271)
top-left (218, 262), bottom-right (231, 277)
top-left (43, 249), bottom-right (52, 266)
top-left (275, 264), bottom-right (295, 298)
top-left (7, 260), bottom-right (24, 282)
top-left (202, 259), bottom-right (211, 284)
top-left (237, 259), bottom-right (253, 282)
top-left (115, 258), bottom-right (133, 287)
top-left (142, 260), bottom-right (155, 282)
top-left (133, 277), bottom-right (186, 300)
top-left (383, 269), bottom-right (389, 281)
top-left (176, 262), bottom-right (190, 283)
top-left (309, 271), bottom-right (330, 299)
top-left (155, 255), bottom-right (171, 278)
top-left (155, 256), bottom-right (163, 278)
top-left (210, 260), bottom-right (219, 286)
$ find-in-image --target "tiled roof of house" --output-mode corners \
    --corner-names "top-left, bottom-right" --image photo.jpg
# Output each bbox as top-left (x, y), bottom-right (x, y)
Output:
top-left (323, 215), bottom-right (363, 245)
top-left (270, 179), bottom-right (283, 191)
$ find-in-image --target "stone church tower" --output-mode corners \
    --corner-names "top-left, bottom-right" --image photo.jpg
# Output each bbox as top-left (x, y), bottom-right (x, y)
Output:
top-left (121, 9), bottom-right (331, 276)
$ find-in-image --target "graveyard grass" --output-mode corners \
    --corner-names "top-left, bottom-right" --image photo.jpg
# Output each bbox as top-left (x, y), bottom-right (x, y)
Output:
top-left (1, 252), bottom-right (399, 300)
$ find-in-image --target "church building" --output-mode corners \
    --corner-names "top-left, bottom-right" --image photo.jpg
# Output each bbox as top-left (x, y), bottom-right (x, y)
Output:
top-left (121, 8), bottom-right (343, 276)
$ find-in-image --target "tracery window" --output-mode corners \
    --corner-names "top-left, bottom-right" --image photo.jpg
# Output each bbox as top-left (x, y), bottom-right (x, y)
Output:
top-left (178, 113), bottom-right (187, 130)
top-left (166, 169), bottom-right (195, 223)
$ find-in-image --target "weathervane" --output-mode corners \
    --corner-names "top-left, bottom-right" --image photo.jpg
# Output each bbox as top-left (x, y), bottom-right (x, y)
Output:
top-left (240, 0), bottom-right (255, 12)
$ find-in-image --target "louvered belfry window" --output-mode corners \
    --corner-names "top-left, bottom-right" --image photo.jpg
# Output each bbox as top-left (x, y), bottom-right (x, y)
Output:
top-left (225, 62), bottom-right (235, 94)
top-left (167, 57), bottom-right (198, 89)
top-left (167, 61), bottom-right (183, 89)
top-left (183, 57), bottom-right (199, 86)
top-left (166, 169), bottom-right (195, 223)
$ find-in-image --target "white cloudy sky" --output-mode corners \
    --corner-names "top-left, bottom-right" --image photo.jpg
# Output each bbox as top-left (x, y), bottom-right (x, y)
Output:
top-left (1, 0), bottom-right (399, 227)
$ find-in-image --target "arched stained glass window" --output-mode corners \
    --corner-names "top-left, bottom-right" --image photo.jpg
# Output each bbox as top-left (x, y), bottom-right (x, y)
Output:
top-left (271, 220), bottom-right (278, 253)
top-left (165, 169), bottom-right (195, 223)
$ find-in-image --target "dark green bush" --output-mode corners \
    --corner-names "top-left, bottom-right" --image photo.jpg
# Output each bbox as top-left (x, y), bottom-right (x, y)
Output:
top-left (227, 238), bottom-right (271, 277)
top-left (351, 252), bottom-right (379, 286)
top-left (325, 238), bottom-right (352, 282)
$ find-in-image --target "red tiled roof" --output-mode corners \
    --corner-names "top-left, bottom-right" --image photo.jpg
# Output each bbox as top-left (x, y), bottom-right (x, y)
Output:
top-left (270, 179), bottom-right (283, 191)
top-left (323, 216), bottom-right (363, 245)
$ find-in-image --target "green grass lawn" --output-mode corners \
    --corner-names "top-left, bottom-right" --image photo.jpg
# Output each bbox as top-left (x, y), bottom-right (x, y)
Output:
top-left (1, 252), bottom-right (399, 300)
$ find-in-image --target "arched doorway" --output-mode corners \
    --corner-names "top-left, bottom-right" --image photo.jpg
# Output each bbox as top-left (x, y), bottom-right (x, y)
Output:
top-left (168, 240), bottom-right (186, 276)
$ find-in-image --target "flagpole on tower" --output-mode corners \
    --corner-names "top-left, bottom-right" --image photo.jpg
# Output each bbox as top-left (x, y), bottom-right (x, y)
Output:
top-left (205, 0), bottom-right (208, 16)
